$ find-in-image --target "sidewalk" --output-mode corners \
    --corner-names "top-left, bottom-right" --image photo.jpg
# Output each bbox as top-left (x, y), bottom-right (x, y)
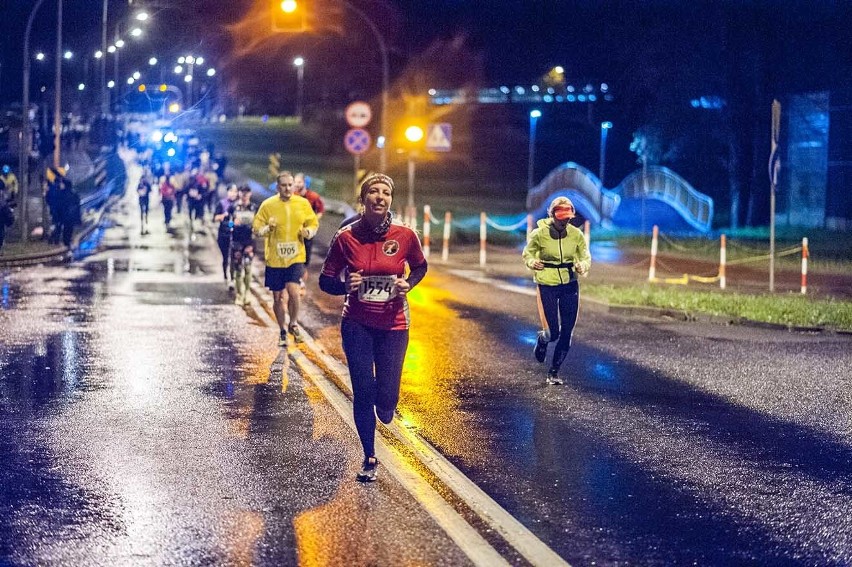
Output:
top-left (0, 146), bottom-right (127, 267)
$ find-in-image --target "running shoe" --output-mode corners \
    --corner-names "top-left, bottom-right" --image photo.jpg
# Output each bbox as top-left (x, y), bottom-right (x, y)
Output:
top-left (289, 324), bottom-right (304, 344)
top-left (546, 370), bottom-right (563, 385)
top-left (533, 333), bottom-right (548, 364)
top-left (278, 329), bottom-right (288, 347)
top-left (356, 458), bottom-right (379, 482)
top-left (234, 294), bottom-right (244, 306)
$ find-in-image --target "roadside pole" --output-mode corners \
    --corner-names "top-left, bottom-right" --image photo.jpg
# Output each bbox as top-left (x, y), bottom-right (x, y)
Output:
top-left (769, 100), bottom-right (781, 292)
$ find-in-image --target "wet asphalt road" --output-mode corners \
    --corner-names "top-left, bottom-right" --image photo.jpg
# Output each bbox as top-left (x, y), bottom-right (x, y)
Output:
top-left (2, 182), bottom-right (852, 565)
top-left (0, 194), bottom-right (473, 566)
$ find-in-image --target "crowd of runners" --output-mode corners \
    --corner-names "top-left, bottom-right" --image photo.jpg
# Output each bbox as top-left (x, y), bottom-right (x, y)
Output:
top-left (133, 144), bottom-right (590, 484)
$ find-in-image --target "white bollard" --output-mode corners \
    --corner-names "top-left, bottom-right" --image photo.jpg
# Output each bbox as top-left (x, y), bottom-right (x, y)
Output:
top-left (479, 212), bottom-right (487, 268)
top-left (720, 234), bottom-right (727, 290)
top-left (441, 211), bottom-right (451, 263)
top-left (648, 225), bottom-right (659, 281)
top-left (801, 237), bottom-right (808, 294)
top-left (423, 205), bottom-right (431, 259)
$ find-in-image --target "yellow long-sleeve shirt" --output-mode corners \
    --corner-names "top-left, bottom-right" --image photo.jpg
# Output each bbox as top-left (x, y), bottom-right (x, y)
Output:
top-left (252, 194), bottom-right (318, 268)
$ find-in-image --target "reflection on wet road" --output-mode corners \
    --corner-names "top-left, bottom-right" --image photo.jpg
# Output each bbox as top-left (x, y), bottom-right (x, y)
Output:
top-left (372, 264), bottom-right (852, 564)
top-left (0, 195), bottom-right (473, 566)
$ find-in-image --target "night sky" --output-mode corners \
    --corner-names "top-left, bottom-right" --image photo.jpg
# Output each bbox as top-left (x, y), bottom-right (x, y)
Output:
top-left (2, 0), bottom-right (849, 108)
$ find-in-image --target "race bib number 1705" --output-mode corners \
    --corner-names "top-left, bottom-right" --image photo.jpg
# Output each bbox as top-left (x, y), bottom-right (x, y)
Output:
top-left (276, 241), bottom-right (298, 260)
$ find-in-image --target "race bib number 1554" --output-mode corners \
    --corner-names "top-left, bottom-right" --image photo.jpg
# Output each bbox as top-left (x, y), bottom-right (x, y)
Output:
top-left (358, 275), bottom-right (397, 303)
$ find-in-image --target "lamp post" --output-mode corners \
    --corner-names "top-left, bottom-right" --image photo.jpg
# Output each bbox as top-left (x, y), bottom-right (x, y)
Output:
top-left (293, 56), bottom-right (304, 122)
top-left (404, 125), bottom-right (424, 215)
top-left (342, 1), bottom-right (389, 172)
top-left (527, 109), bottom-right (541, 191)
top-left (53, 0), bottom-right (63, 169)
top-left (20, 0), bottom-right (49, 243)
top-left (598, 120), bottom-right (612, 223)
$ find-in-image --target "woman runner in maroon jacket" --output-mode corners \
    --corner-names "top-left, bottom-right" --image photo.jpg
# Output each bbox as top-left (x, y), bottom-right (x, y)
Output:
top-left (319, 173), bottom-right (428, 482)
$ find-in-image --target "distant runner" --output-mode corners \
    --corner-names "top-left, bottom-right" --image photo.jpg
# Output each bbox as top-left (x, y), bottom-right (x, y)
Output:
top-left (252, 171), bottom-right (318, 347)
top-left (522, 196), bottom-right (591, 385)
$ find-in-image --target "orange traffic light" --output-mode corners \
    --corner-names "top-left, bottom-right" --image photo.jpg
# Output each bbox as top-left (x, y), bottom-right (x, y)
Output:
top-left (272, 0), bottom-right (306, 32)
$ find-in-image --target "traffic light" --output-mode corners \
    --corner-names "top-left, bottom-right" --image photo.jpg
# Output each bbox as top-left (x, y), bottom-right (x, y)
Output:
top-left (272, 0), bottom-right (306, 33)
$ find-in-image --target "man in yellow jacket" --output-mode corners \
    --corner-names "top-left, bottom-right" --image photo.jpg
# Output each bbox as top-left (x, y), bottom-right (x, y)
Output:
top-left (253, 171), bottom-right (319, 347)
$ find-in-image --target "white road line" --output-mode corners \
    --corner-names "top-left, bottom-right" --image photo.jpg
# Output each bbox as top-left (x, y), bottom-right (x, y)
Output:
top-left (248, 281), bottom-right (570, 567)
top-left (447, 269), bottom-right (537, 297)
top-left (291, 348), bottom-right (512, 567)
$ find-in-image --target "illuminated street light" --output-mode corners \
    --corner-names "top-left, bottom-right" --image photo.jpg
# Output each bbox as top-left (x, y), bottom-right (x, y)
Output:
top-left (63, 50), bottom-right (73, 59)
top-left (115, 39), bottom-right (125, 48)
top-left (405, 125), bottom-right (424, 143)
top-left (135, 11), bottom-right (149, 21)
top-left (404, 125), bottom-right (424, 211)
top-left (132, 71), bottom-right (141, 80)
top-left (528, 109), bottom-right (542, 190)
top-left (196, 57), bottom-right (204, 65)
top-left (184, 75), bottom-right (192, 83)
top-left (149, 57), bottom-right (158, 66)
top-left (281, 0), bottom-right (297, 12)
top-left (35, 52), bottom-right (45, 61)
top-left (178, 56), bottom-right (185, 64)
top-left (293, 56), bottom-right (304, 121)
top-left (186, 55), bottom-right (195, 64)
top-left (127, 77), bottom-right (135, 84)
top-left (107, 45), bottom-right (116, 53)
top-left (130, 27), bottom-right (143, 37)
top-left (206, 68), bottom-right (216, 77)
top-left (174, 65), bottom-right (183, 74)
top-left (107, 80), bottom-right (115, 88)
top-left (78, 83), bottom-right (85, 90)
top-left (598, 121), bottom-right (613, 222)
top-left (94, 50), bottom-right (103, 59)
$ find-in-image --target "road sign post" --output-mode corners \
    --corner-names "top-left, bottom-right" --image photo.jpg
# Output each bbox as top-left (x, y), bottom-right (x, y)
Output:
top-left (344, 127), bottom-right (371, 200)
top-left (426, 123), bottom-right (452, 152)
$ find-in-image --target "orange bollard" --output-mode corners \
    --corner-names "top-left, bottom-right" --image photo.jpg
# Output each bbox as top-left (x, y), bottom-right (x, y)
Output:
top-left (479, 212), bottom-right (487, 268)
top-left (423, 205), bottom-right (431, 259)
top-left (720, 234), bottom-right (727, 289)
top-left (648, 225), bottom-right (659, 281)
top-left (441, 211), bottom-right (451, 263)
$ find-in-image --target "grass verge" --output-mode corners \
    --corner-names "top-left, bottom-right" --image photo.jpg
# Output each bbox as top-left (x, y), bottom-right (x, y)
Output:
top-left (584, 283), bottom-right (852, 331)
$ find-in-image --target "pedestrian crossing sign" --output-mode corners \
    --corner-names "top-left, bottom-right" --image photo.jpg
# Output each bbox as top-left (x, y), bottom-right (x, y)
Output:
top-left (426, 123), bottom-right (452, 152)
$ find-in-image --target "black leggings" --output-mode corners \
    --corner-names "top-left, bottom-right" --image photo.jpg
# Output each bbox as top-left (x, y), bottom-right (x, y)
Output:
top-left (217, 235), bottom-right (231, 280)
top-left (341, 318), bottom-right (409, 459)
top-left (538, 280), bottom-right (580, 372)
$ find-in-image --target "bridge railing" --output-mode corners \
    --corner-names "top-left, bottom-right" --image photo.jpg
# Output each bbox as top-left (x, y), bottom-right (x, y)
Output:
top-left (526, 162), bottom-right (620, 224)
top-left (619, 166), bottom-right (713, 232)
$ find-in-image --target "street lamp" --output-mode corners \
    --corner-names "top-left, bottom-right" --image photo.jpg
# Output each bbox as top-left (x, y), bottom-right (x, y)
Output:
top-left (404, 125), bottom-right (424, 218)
top-left (599, 120), bottom-right (612, 223)
top-left (293, 56), bottom-right (304, 122)
top-left (528, 109), bottom-right (541, 191)
top-left (20, 0), bottom-right (51, 243)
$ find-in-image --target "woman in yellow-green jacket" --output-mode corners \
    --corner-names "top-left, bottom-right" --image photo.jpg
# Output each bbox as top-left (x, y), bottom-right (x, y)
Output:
top-left (522, 196), bottom-right (592, 385)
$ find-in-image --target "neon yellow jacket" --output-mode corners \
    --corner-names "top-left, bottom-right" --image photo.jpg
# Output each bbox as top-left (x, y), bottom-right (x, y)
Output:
top-left (522, 218), bottom-right (591, 285)
top-left (252, 194), bottom-right (318, 268)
